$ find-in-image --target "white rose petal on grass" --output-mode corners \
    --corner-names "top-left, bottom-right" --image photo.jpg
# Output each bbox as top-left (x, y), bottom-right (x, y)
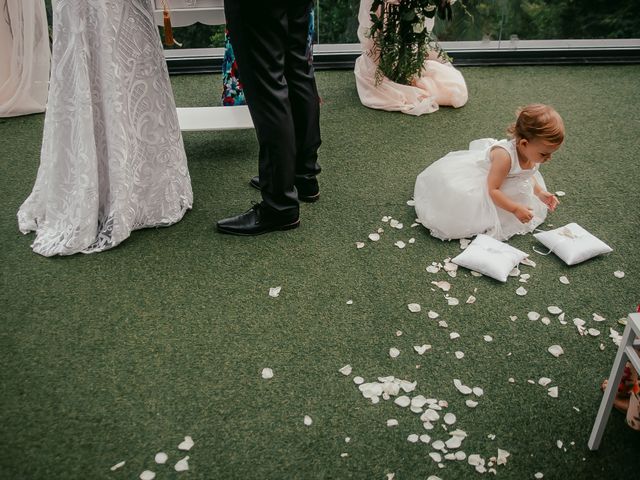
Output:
top-left (268, 286), bottom-right (282, 298)
top-left (428, 310), bottom-right (440, 319)
top-left (261, 368), bottom-right (274, 379)
top-left (444, 413), bottom-right (457, 425)
top-left (450, 332), bottom-right (460, 340)
top-left (446, 436), bottom-right (462, 449)
top-left (555, 191), bottom-right (566, 197)
top-left (408, 238), bottom-right (416, 244)
top-left (557, 440), bottom-right (563, 449)
top-left (407, 434), bottom-right (419, 443)
top-left (470, 270), bottom-right (483, 277)
top-left (178, 436), bottom-right (194, 451)
top-left (155, 452), bottom-right (168, 464)
top-left (473, 387), bottom-right (484, 396)
top-left (140, 471), bottom-right (156, 480)
top-left (538, 377), bottom-right (552, 387)
top-left (516, 286), bottom-right (528, 296)
top-left (353, 376), bottom-right (364, 385)
top-left (466, 295), bottom-right (477, 304)
top-left (460, 238), bottom-right (471, 249)
top-left (407, 199), bottom-right (416, 206)
top-left (497, 449), bottom-right (510, 466)
top-left (395, 396), bottom-right (411, 407)
top-left (466, 399), bottom-right (479, 408)
top-left (593, 313), bottom-right (606, 322)
top-left (520, 257), bottom-right (537, 267)
top-left (339, 365), bottom-right (352, 376)
top-left (304, 415), bottom-right (313, 426)
top-left (408, 303), bottom-right (422, 313)
top-left (355, 242), bottom-right (365, 249)
top-left (509, 267), bottom-right (520, 277)
top-left (483, 335), bottom-right (493, 342)
top-left (420, 434), bottom-right (431, 444)
top-left (438, 320), bottom-right (448, 328)
top-left (548, 345), bottom-right (564, 357)
top-left (614, 270), bottom-right (625, 278)
top-left (432, 440), bottom-right (446, 451)
top-left (429, 452), bottom-right (443, 463)
top-left (174, 456), bottom-right (189, 473)
top-left (588, 328), bottom-right (601, 337)
top-left (535, 473), bottom-right (544, 479)
top-left (432, 281), bottom-right (452, 292)
top-left (387, 419), bottom-right (399, 427)
top-left (414, 344), bottom-right (431, 355)
top-left (368, 233), bottom-right (380, 242)
top-left (548, 386), bottom-right (559, 398)
top-left (541, 317), bottom-right (551, 325)
top-left (447, 296), bottom-right (460, 306)
top-left (508, 378), bottom-right (515, 383)
top-left (453, 379), bottom-right (473, 395)
top-left (455, 351), bottom-right (465, 359)
top-left (389, 348), bottom-right (400, 358)
top-left (110, 461), bottom-right (125, 471)
top-left (548, 306), bottom-right (563, 315)
top-left (394, 241), bottom-right (406, 249)
top-left (426, 265), bottom-right (441, 273)
top-left (346, 299), bottom-right (353, 305)
top-left (559, 275), bottom-right (570, 284)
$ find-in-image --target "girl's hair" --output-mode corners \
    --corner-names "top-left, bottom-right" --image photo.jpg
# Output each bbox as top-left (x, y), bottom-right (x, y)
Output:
top-left (507, 104), bottom-right (565, 145)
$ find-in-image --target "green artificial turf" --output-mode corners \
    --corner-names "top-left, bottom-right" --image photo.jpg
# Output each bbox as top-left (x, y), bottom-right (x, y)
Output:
top-left (1, 66), bottom-right (639, 479)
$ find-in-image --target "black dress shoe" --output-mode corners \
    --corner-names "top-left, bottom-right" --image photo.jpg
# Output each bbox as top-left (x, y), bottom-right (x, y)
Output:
top-left (216, 203), bottom-right (299, 236)
top-left (249, 176), bottom-right (320, 203)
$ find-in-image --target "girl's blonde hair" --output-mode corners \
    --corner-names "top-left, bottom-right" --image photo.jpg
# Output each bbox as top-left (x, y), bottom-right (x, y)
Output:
top-left (507, 104), bottom-right (565, 145)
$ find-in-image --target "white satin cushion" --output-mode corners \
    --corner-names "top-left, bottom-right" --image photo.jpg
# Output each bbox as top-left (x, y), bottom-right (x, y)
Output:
top-left (533, 223), bottom-right (612, 265)
top-left (452, 234), bottom-right (529, 282)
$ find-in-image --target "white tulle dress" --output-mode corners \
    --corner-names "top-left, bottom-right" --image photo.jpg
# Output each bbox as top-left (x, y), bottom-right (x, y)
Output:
top-left (414, 138), bottom-right (548, 241)
top-left (17, 0), bottom-right (192, 256)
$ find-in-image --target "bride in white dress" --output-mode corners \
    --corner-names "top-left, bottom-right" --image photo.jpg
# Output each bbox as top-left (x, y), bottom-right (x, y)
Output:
top-left (17, 0), bottom-right (192, 256)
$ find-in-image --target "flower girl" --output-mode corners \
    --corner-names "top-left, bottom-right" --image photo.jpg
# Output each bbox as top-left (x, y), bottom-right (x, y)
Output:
top-left (414, 104), bottom-right (564, 241)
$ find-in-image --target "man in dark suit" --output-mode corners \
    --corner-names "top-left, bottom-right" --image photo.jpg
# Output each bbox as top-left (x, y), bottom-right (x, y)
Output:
top-left (217, 0), bottom-right (321, 236)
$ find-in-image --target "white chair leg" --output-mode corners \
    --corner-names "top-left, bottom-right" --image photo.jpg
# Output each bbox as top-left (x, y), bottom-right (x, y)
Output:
top-left (588, 320), bottom-right (635, 450)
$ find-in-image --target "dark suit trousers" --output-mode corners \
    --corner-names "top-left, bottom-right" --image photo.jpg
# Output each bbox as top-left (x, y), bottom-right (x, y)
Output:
top-left (224, 0), bottom-right (322, 215)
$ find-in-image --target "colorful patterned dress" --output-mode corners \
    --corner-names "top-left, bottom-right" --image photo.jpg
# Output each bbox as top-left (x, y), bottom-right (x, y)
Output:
top-left (221, 8), bottom-right (315, 106)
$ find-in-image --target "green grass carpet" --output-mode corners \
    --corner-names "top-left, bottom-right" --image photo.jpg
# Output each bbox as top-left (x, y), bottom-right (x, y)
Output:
top-left (1, 66), bottom-right (639, 479)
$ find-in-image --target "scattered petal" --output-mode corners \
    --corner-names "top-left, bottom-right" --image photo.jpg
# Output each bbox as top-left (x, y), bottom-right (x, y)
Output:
top-left (497, 449), bottom-right (510, 465)
top-left (339, 365), bottom-right (352, 376)
top-left (446, 296), bottom-right (460, 306)
top-left (592, 313), bottom-right (606, 322)
top-left (483, 335), bottom-right (493, 342)
top-left (355, 242), bottom-right (365, 249)
top-left (304, 415), bottom-right (313, 426)
top-left (407, 434), bottom-right (419, 443)
top-left (444, 413), bottom-right (457, 425)
top-left (429, 452), bottom-right (442, 463)
top-left (555, 191), bottom-right (566, 197)
top-left (508, 377), bottom-right (515, 383)
top-left (408, 303), bottom-right (422, 313)
top-left (395, 330), bottom-right (403, 337)
top-left (470, 271), bottom-right (483, 277)
top-left (460, 238), bottom-right (471, 249)
top-left (426, 265), bottom-right (441, 273)
top-left (394, 396), bottom-right (411, 408)
top-left (548, 386), bottom-right (559, 398)
top-left (387, 419), bottom-right (399, 427)
top-left (432, 281), bottom-right (452, 292)
top-left (588, 328), bottom-right (601, 337)
top-left (473, 387), bottom-right (484, 396)
top-left (520, 257), bottom-right (537, 267)
top-left (346, 300), bottom-right (353, 305)
top-left (541, 317), bottom-right (551, 326)
top-left (174, 456), bottom-right (189, 473)
top-left (528, 311), bottom-right (540, 321)
top-left (428, 310), bottom-right (440, 319)
top-left (178, 436), bottom-right (194, 451)
top-left (432, 440), bottom-right (446, 451)
top-left (557, 440), bottom-right (563, 449)
top-left (261, 368), bottom-right (274, 380)
top-left (559, 275), bottom-right (570, 284)
top-left (444, 262), bottom-right (458, 272)
top-left (407, 199), bottom-right (416, 206)
top-left (614, 270), bottom-right (625, 278)
top-left (548, 306), bottom-right (563, 315)
top-left (368, 233), bottom-right (380, 242)
top-left (420, 434), bottom-right (431, 444)
top-left (538, 377), bottom-right (552, 387)
top-left (408, 238), bottom-right (416, 244)
top-left (548, 345), bottom-right (564, 357)
top-left (414, 344), bottom-right (431, 355)
top-left (516, 286), bottom-right (528, 296)
top-left (450, 332), bottom-right (460, 340)
top-left (466, 295), bottom-right (477, 304)
top-left (268, 286), bottom-right (282, 298)
top-left (382, 216), bottom-right (390, 222)
top-left (140, 471), bottom-right (156, 480)
top-left (394, 240), bottom-right (406, 249)
top-left (353, 376), bottom-right (364, 385)
top-left (453, 379), bottom-right (473, 395)
top-left (110, 461), bottom-right (125, 471)
top-left (438, 320), bottom-right (448, 328)
top-left (509, 267), bottom-right (520, 277)
top-left (389, 348), bottom-right (400, 358)
top-left (510, 315), bottom-right (518, 321)
top-left (155, 453), bottom-right (168, 464)
top-left (466, 399), bottom-right (479, 408)
top-left (535, 473), bottom-right (544, 479)
top-left (455, 351), bottom-right (465, 359)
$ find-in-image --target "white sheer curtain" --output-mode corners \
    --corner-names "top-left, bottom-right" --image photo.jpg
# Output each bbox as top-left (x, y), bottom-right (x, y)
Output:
top-left (0, 0), bottom-right (50, 117)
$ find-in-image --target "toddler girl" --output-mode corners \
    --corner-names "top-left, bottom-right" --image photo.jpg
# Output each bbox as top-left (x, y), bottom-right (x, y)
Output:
top-left (414, 104), bottom-right (564, 241)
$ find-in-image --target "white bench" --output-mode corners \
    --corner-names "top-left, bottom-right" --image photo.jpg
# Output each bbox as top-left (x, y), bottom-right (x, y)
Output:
top-left (153, 0), bottom-right (254, 131)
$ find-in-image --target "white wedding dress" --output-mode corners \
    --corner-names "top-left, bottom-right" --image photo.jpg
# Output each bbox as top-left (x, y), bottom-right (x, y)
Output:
top-left (18, 0), bottom-right (193, 256)
top-left (414, 139), bottom-right (549, 241)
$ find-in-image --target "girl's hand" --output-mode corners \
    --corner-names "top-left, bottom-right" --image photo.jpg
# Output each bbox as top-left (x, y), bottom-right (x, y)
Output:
top-left (513, 204), bottom-right (534, 223)
top-left (537, 190), bottom-right (560, 212)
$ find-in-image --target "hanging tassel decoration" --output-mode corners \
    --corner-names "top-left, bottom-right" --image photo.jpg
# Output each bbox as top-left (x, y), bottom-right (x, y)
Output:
top-left (162, 0), bottom-right (182, 47)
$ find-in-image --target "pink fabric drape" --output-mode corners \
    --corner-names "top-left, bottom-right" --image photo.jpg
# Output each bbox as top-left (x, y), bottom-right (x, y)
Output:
top-left (354, 0), bottom-right (468, 115)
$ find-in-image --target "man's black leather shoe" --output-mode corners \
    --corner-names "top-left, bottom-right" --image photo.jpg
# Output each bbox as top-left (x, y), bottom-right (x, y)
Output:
top-left (250, 176), bottom-right (320, 203)
top-left (216, 203), bottom-right (299, 236)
